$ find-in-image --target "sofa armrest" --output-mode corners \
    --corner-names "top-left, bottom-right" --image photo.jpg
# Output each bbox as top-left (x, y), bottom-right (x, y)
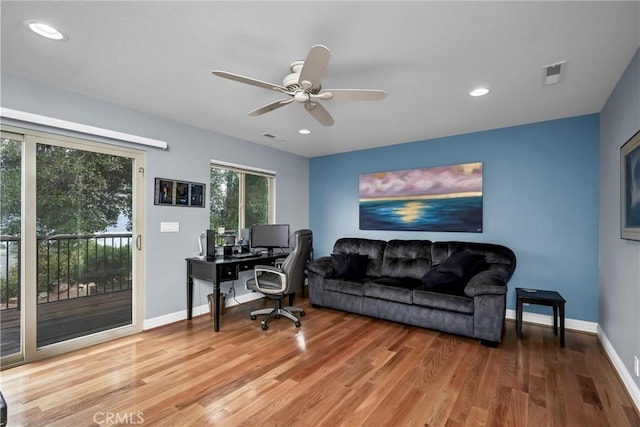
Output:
top-left (307, 256), bottom-right (334, 277)
top-left (464, 269), bottom-right (508, 297)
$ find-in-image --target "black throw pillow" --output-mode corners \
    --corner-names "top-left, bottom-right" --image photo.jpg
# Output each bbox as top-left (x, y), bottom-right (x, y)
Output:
top-left (420, 270), bottom-right (460, 288)
top-left (437, 250), bottom-right (486, 279)
top-left (331, 253), bottom-right (368, 280)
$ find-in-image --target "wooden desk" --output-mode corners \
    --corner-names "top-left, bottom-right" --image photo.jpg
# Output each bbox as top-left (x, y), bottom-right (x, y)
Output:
top-left (186, 253), bottom-right (286, 331)
top-left (516, 287), bottom-right (566, 347)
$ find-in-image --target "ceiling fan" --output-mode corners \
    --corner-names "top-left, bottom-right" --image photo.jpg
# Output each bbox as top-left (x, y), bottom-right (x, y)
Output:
top-left (212, 45), bottom-right (387, 126)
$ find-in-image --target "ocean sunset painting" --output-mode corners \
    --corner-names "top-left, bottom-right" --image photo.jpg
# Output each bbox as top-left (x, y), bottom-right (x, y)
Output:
top-left (359, 162), bottom-right (483, 232)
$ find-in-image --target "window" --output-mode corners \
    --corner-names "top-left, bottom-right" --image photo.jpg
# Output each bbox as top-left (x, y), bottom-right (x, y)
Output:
top-left (210, 162), bottom-right (274, 239)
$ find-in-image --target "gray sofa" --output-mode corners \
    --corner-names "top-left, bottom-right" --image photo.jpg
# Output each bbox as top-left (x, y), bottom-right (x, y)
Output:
top-left (307, 238), bottom-right (516, 345)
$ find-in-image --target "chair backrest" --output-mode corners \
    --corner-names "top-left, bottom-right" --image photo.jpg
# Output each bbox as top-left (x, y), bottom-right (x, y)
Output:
top-left (280, 229), bottom-right (313, 294)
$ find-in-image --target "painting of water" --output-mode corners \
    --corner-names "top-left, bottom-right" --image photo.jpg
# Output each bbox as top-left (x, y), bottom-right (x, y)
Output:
top-left (359, 162), bottom-right (483, 232)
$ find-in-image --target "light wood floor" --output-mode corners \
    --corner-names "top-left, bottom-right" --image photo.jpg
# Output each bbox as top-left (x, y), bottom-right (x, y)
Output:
top-left (2, 294), bottom-right (638, 426)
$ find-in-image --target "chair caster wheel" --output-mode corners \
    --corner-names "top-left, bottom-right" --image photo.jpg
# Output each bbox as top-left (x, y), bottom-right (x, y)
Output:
top-left (294, 321), bottom-right (301, 327)
top-left (261, 323), bottom-right (268, 331)
top-left (300, 311), bottom-right (306, 317)
top-left (250, 315), bottom-right (256, 320)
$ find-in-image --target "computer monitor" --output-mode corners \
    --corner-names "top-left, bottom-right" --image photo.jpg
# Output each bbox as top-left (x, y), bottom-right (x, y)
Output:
top-left (250, 224), bottom-right (290, 255)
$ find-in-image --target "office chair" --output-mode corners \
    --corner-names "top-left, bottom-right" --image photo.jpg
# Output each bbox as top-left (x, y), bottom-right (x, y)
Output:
top-left (245, 229), bottom-right (313, 330)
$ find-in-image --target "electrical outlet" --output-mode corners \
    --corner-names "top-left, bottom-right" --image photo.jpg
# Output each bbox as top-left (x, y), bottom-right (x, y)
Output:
top-left (160, 221), bottom-right (179, 232)
top-left (634, 355), bottom-right (639, 377)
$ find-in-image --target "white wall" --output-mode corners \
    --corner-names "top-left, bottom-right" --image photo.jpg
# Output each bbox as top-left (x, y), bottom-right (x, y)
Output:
top-left (599, 48), bottom-right (640, 403)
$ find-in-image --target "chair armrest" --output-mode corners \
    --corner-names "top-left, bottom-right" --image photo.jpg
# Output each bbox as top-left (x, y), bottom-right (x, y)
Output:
top-left (307, 256), bottom-right (333, 277)
top-left (464, 270), bottom-right (508, 297)
top-left (255, 265), bottom-right (282, 274)
top-left (253, 265), bottom-right (287, 294)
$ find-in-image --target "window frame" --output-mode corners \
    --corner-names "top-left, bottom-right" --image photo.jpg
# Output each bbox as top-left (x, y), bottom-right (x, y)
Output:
top-left (210, 160), bottom-right (276, 235)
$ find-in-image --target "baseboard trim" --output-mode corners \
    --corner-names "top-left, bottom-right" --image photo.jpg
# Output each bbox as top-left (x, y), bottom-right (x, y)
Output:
top-left (505, 309), bottom-right (598, 334)
top-left (504, 309), bottom-right (639, 412)
top-left (143, 303), bottom-right (207, 330)
top-left (143, 293), bottom-right (265, 330)
top-left (597, 326), bottom-right (640, 413)
top-left (225, 292), bottom-right (265, 307)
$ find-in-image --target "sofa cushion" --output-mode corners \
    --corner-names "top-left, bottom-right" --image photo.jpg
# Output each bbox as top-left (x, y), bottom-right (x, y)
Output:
top-left (324, 278), bottom-right (365, 296)
top-left (431, 241), bottom-right (517, 282)
top-left (331, 253), bottom-right (368, 280)
top-left (363, 277), bottom-right (422, 304)
top-left (413, 287), bottom-right (474, 314)
top-left (333, 238), bottom-right (386, 277)
top-left (436, 250), bottom-right (485, 279)
top-left (380, 239), bottom-right (432, 279)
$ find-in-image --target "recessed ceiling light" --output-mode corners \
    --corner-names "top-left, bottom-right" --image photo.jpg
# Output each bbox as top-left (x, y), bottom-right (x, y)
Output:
top-left (469, 88), bottom-right (490, 97)
top-left (298, 129), bottom-right (311, 135)
top-left (26, 21), bottom-right (66, 40)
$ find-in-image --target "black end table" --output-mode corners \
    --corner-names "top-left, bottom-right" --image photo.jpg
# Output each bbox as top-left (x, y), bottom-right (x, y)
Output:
top-left (515, 287), bottom-right (566, 347)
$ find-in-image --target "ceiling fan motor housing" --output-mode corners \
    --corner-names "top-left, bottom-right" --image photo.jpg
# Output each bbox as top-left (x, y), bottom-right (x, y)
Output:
top-left (282, 60), bottom-right (308, 90)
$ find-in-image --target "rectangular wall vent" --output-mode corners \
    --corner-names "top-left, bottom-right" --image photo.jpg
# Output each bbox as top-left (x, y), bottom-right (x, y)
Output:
top-left (543, 61), bottom-right (567, 85)
top-left (262, 133), bottom-right (286, 142)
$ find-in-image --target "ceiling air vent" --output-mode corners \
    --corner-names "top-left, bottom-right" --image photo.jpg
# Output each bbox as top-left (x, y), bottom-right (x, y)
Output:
top-left (262, 133), bottom-right (286, 142)
top-left (543, 61), bottom-right (567, 85)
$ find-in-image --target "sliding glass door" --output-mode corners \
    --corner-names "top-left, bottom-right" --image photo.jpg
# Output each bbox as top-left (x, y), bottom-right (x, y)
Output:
top-left (0, 133), bottom-right (23, 362)
top-left (0, 127), bottom-right (145, 365)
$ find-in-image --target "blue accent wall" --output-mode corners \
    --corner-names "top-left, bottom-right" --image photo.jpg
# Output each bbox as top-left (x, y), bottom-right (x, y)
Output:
top-left (310, 114), bottom-right (600, 321)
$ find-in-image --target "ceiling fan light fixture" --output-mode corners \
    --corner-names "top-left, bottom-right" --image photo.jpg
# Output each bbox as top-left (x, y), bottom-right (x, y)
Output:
top-left (26, 21), bottom-right (66, 40)
top-left (470, 87), bottom-right (490, 97)
top-left (212, 44), bottom-right (385, 127)
top-left (298, 129), bottom-right (311, 135)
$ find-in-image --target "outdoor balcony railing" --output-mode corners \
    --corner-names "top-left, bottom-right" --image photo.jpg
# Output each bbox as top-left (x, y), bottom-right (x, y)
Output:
top-left (0, 233), bottom-right (133, 311)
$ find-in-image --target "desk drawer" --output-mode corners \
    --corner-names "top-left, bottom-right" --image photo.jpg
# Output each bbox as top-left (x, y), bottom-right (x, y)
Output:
top-left (238, 259), bottom-right (277, 272)
top-left (219, 263), bottom-right (238, 281)
top-left (239, 262), bottom-right (256, 272)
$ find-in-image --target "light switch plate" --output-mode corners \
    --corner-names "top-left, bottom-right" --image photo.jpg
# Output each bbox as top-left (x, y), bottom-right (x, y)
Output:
top-left (160, 222), bottom-right (179, 233)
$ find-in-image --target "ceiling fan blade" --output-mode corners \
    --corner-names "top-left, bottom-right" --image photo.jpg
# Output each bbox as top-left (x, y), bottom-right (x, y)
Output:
top-left (321, 89), bottom-right (387, 101)
top-left (248, 98), bottom-right (294, 116)
top-left (212, 70), bottom-right (289, 92)
top-left (298, 45), bottom-right (330, 92)
top-left (304, 102), bottom-right (334, 126)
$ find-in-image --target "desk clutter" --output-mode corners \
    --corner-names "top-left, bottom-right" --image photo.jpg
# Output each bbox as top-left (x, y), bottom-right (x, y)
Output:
top-left (186, 252), bottom-right (292, 331)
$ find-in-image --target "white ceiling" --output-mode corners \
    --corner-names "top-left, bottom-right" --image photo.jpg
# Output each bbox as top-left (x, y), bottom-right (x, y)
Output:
top-left (1, 1), bottom-right (639, 158)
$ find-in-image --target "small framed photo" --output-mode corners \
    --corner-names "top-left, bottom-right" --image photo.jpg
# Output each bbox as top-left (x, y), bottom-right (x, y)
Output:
top-left (190, 183), bottom-right (205, 207)
top-left (176, 182), bottom-right (190, 206)
top-left (155, 179), bottom-right (174, 205)
top-left (621, 129), bottom-right (640, 241)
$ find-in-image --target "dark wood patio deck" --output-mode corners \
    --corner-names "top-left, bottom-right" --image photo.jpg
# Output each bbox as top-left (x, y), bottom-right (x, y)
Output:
top-left (0, 290), bottom-right (132, 357)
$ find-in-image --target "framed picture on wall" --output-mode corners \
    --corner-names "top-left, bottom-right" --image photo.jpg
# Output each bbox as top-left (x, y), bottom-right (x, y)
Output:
top-left (621, 129), bottom-right (640, 241)
top-left (154, 178), bottom-right (206, 207)
top-left (155, 179), bottom-right (174, 205)
top-left (359, 162), bottom-right (483, 232)
top-left (176, 182), bottom-right (190, 206)
top-left (190, 183), bottom-right (205, 207)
